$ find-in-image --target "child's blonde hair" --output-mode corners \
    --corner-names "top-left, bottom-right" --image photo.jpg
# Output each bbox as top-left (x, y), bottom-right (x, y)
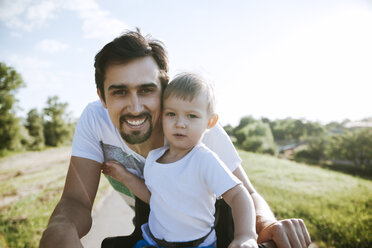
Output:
top-left (163, 73), bottom-right (216, 115)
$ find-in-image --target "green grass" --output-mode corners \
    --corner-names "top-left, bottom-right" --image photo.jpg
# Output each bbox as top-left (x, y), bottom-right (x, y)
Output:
top-left (1, 148), bottom-right (371, 247)
top-left (0, 147), bottom-right (110, 248)
top-left (240, 150), bottom-right (372, 248)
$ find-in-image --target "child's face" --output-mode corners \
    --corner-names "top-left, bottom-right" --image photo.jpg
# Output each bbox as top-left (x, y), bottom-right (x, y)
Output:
top-left (162, 93), bottom-right (212, 152)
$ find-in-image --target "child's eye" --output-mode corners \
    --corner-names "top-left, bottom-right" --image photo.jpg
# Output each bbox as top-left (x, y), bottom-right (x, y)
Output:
top-left (188, 114), bottom-right (198, 119)
top-left (166, 112), bottom-right (175, 117)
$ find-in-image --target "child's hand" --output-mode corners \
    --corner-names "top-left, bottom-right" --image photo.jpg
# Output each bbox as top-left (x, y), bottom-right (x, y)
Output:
top-left (101, 160), bottom-right (131, 182)
top-left (228, 237), bottom-right (258, 248)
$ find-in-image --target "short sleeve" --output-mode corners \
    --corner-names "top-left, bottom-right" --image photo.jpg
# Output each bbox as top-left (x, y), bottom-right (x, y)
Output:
top-left (71, 104), bottom-right (104, 163)
top-left (201, 150), bottom-right (241, 198)
top-left (202, 123), bottom-right (242, 172)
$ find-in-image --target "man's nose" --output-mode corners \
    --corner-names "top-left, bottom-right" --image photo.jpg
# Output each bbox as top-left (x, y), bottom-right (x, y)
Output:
top-left (127, 94), bottom-right (144, 115)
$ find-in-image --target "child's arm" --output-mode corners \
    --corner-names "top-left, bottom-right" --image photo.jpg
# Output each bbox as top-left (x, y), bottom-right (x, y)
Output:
top-left (102, 161), bottom-right (151, 204)
top-left (222, 184), bottom-right (258, 248)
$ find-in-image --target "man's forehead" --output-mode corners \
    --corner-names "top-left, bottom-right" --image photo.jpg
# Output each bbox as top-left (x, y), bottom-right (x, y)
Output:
top-left (104, 60), bottom-right (161, 89)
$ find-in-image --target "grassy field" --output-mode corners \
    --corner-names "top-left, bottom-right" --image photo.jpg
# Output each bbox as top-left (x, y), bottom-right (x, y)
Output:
top-left (0, 148), bottom-right (371, 247)
top-left (0, 147), bottom-right (110, 248)
top-left (240, 151), bottom-right (372, 248)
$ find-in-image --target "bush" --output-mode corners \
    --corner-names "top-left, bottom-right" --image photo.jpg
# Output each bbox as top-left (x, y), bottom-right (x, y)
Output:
top-left (294, 136), bottom-right (327, 163)
top-left (235, 121), bottom-right (277, 155)
top-left (327, 128), bottom-right (372, 167)
top-left (43, 96), bottom-right (73, 146)
top-left (0, 62), bottom-right (25, 153)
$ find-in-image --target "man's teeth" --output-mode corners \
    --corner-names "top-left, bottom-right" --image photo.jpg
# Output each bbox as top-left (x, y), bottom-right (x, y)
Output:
top-left (127, 119), bottom-right (146, 126)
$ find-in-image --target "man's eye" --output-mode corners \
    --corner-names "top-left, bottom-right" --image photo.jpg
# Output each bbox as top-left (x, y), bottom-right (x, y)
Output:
top-left (139, 88), bottom-right (153, 94)
top-left (188, 114), bottom-right (198, 119)
top-left (113, 90), bottom-right (127, 95)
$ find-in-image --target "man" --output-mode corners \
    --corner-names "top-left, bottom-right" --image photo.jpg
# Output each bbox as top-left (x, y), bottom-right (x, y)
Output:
top-left (40, 30), bottom-right (311, 248)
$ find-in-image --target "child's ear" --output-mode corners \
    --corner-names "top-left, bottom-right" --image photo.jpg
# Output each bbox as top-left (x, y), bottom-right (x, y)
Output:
top-left (208, 114), bottom-right (219, 129)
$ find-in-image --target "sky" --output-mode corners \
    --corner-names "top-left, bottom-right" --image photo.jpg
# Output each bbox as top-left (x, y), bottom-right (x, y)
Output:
top-left (0, 0), bottom-right (371, 126)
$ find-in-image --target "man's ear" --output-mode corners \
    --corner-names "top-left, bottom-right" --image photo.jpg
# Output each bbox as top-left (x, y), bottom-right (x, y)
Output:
top-left (97, 88), bottom-right (107, 108)
top-left (208, 114), bottom-right (219, 129)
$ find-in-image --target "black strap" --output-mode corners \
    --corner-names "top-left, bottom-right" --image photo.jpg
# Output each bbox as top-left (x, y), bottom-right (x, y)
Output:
top-left (149, 227), bottom-right (214, 248)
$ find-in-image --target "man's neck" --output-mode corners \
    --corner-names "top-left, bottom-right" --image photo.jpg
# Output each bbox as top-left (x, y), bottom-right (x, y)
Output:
top-left (127, 127), bottom-right (164, 158)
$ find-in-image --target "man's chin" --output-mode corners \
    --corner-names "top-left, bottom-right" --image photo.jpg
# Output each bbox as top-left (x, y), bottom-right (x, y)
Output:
top-left (120, 129), bottom-right (152, 145)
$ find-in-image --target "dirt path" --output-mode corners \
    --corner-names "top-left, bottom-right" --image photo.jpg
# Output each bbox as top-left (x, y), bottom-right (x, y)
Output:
top-left (0, 147), bottom-right (71, 179)
top-left (81, 188), bottom-right (134, 248)
top-left (0, 147), bottom-right (72, 209)
top-left (0, 147), bottom-right (134, 248)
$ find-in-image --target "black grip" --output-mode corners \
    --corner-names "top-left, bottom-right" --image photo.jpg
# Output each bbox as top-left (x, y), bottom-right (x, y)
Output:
top-left (258, 240), bottom-right (277, 248)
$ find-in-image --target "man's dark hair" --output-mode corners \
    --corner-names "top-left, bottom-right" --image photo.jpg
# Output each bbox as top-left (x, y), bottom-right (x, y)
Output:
top-left (94, 29), bottom-right (169, 101)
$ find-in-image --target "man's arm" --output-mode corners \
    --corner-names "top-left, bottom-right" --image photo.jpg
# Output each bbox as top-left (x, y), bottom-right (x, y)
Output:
top-left (233, 165), bottom-right (311, 248)
top-left (40, 156), bottom-right (102, 248)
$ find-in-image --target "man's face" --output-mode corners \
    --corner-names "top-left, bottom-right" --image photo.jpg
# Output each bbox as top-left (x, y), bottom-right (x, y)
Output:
top-left (99, 57), bottom-right (162, 144)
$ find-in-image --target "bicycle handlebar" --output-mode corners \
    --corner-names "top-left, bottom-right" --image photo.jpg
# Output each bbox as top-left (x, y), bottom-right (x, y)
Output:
top-left (258, 240), bottom-right (277, 248)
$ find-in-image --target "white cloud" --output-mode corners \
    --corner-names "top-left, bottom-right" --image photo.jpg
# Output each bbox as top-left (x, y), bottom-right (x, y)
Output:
top-left (64, 0), bottom-right (129, 41)
top-left (0, 0), bottom-right (129, 40)
top-left (0, 0), bottom-right (60, 31)
top-left (10, 31), bottom-right (23, 37)
top-left (36, 39), bottom-right (69, 53)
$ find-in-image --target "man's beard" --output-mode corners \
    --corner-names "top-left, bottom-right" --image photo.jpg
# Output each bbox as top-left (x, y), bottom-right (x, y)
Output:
top-left (119, 113), bottom-right (153, 145)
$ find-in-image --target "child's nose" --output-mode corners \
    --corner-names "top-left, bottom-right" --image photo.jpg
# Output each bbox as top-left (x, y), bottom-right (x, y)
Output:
top-left (175, 117), bottom-right (186, 128)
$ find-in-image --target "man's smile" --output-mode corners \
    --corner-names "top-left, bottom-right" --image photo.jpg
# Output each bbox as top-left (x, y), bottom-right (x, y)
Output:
top-left (125, 117), bottom-right (147, 127)
top-left (120, 113), bottom-right (152, 129)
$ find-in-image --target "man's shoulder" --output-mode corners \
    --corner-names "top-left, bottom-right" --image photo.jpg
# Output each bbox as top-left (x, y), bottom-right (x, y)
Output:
top-left (203, 123), bottom-right (227, 140)
top-left (83, 100), bottom-right (106, 115)
top-left (80, 100), bottom-right (109, 122)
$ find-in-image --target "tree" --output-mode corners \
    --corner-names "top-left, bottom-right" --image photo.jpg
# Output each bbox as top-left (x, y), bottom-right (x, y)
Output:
top-left (223, 124), bottom-right (234, 136)
top-left (235, 120), bottom-right (277, 155)
top-left (294, 136), bottom-right (327, 163)
top-left (270, 118), bottom-right (325, 142)
top-left (25, 108), bottom-right (45, 150)
top-left (43, 96), bottom-right (72, 146)
top-left (0, 62), bottom-right (25, 152)
top-left (233, 116), bottom-right (256, 144)
top-left (327, 128), bottom-right (372, 167)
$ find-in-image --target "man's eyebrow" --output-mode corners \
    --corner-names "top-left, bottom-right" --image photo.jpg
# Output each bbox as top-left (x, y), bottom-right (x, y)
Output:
top-left (108, 82), bottom-right (158, 91)
top-left (108, 84), bottom-right (128, 91)
top-left (138, 82), bottom-right (158, 88)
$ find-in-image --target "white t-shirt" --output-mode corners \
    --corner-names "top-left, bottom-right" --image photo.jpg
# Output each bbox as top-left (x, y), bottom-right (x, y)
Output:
top-left (144, 143), bottom-right (240, 245)
top-left (71, 100), bottom-right (242, 206)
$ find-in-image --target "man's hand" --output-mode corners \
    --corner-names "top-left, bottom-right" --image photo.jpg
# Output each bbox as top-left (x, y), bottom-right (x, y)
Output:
top-left (257, 219), bottom-right (311, 248)
top-left (229, 236), bottom-right (258, 248)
